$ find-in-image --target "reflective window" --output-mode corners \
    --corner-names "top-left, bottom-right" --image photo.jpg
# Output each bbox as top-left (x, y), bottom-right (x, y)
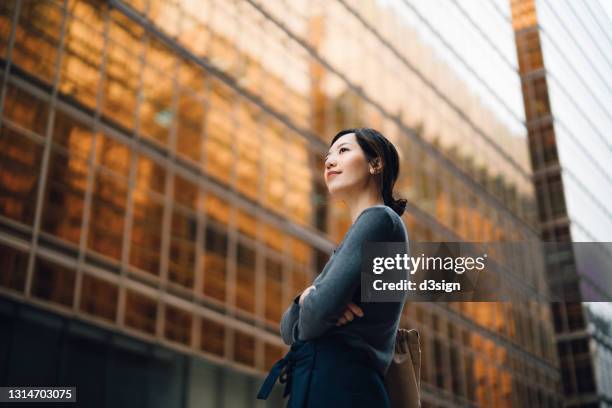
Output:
top-left (285, 134), bottom-right (311, 226)
top-left (235, 241), bottom-right (255, 313)
top-left (32, 258), bottom-right (76, 307)
top-left (125, 289), bottom-right (157, 335)
top-left (0, 243), bottom-right (28, 292)
top-left (202, 223), bottom-right (227, 302)
top-left (59, 13), bottom-right (104, 110)
top-left (140, 37), bottom-right (175, 147)
top-left (0, 127), bottom-right (44, 226)
top-left (169, 208), bottom-right (196, 288)
top-left (235, 100), bottom-right (260, 201)
top-left (290, 237), bottom-right (311, 270)
top-left (102, 11), bottom-right (143, 130)
top-left (264, 256), bottom-right (283, 323)
top-left (175, 89), bottom-right (205, 163)
top-left (2, 83), bottom-right (49, 135)
top-left (164, 304), bottom-right (192, 346)
top-left (130, 188), bottom-right (164, 275)
top-left (263, 223), bottom-right (285, 254)
top-left (261, 119), bottom-right (285, 212)
top-left (87, 133), bottom-right (130, 260)
top-left (291, 264), bottom-right (308, 298)
top-left (264, 343), bottom-right (285, 371)
top-left (79, 274), bottom-right (118, 322)
top-left (148, 0), bottom-right (180, 38)
top-left (136, 154), bottom-right (165, 193)
top-left (202, 193), bottom-right (230, 225)
top-left (204, 78), bottom-right (234, 186)
top-left (173, 174), bottom-right (197, 210)
top-left (236, 208), bottom-right (257, 240)
top-left (41, 111), bottom-right (93, 244)
top-left (88, 167), bottom-right (128, 261)
top-left (233, 329), bottom-right (255, 367)
top-left (0, 2), bottom-right (16, 59)
top-left (13, 1), bottom-right (63, 84)
top-left (200, 316), bottom-right (224, 357)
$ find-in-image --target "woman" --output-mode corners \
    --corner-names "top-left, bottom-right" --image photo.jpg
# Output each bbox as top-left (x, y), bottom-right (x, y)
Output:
top-left (257, 128), bottom-right (410, 407)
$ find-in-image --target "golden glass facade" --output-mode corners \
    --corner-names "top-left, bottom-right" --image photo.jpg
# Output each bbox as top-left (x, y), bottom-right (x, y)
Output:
top-left (512, 0), bottom-right (612, 406)
top-left (0, 0), bottom-right (563, 406)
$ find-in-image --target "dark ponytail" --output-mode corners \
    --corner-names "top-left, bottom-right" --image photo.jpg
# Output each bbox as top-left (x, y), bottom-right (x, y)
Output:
top-left (331, 128), bottom-right (407, 217)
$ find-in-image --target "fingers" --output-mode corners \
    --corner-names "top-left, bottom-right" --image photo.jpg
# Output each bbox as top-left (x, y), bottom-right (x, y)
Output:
top-left (346, 302), bottom-right (364, 317)
top-left (336, 303), bottom-right (365, 326)
top-left (397, 330), bottom-right (409, 354)
top-left (336, 310), bottom-right (353, 326)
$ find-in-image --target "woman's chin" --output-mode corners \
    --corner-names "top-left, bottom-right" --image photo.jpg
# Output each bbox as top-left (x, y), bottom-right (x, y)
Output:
top-left (327, 188), bottom-right (349, 202)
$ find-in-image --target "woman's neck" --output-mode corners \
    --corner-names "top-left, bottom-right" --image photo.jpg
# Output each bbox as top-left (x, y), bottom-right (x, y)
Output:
top-left (347, 193), bottom-right (384, 224)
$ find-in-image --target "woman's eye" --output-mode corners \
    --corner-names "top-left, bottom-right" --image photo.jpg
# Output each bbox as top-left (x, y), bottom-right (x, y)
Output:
top-left (339, 147), bottom-right (348, 153)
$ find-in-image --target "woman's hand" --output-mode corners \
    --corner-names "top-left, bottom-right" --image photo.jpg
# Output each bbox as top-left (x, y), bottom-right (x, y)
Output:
top-left (335, 302), bottom-right (364, 326)
top-left (298, 285), bottom-right (317, 306)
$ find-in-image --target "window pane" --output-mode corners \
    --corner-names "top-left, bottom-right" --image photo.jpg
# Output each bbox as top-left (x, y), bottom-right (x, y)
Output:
top-left (176, 90), bottom-right (204, 163)
top-left (139, 65), bottom-right (173, 147)
top-left (136, 154), bottom-right (165, 194)
top-left (264, 257), bottom-right (283, 323)
top-left (235, 101), bottom-right (260, 201)
top-left (169, 209), bottom-right (196, 288)
top-left (0, 128), bottom-right (44, 225)
top-left (79, 274), bottom-right (118, 321)
top-left (164, 304), bottom-right (192, 346)
top-left (262, 121), bottom-right (285, 212)
top-left (264, 343), bottom-right (285, 371)
top-left (0, 2), bottom-right (16, 59)
top-left (59, 14), bottom-right (104, 110)
top-left (125, 289), bottom-right (157, 335)
top-left (204, 78), bottom-right (235, 185)
top-left (32, 258), bottom-right (76, 307)
top-left (13, 1), bottom-right (63, 83)
top-left (203, 224), bottom-right (227, 301)
top-left (88, 170), bottom-right (127, 260)
top-left (41, 148), bottom-right (88, 244)
top-left (236, 208), bottom-right (257, 240)
top-left (202, 193), bottom-right (230, 225)
top-left (263, 223), bottom-right (285, 253)
top-left (292, 265), bottom-right (308, 297)
top-left (102, 11), bottom-right (142, 130)
top-left (2, 84), bottom-right (49, 135)
top-left (0, 243), bottom-right (28, 292)
top-left (200, 317), bottom-right (224, 356)
top-left (233, 329), bottom-right (254, 367)
top-left (286, 136), bottom-right (311, 226)
top-left (130, 190), bottom-right (163, 275)
top-left (173, 174), bottom-right (197, 210)
top-left (235, 242), bottom-right (255, 313)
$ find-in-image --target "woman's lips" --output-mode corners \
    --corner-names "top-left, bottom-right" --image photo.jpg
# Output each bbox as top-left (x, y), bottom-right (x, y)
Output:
top-left (327, 172), bottom-right (341, 179)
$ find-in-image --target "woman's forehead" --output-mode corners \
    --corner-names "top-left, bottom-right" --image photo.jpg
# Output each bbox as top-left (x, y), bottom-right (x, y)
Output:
top-left (331, 133), bottom-right (356, 148)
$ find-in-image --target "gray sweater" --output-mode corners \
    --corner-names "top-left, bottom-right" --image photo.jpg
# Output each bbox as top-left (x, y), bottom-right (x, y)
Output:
top-left (279, 205), bottom-right (410, 377)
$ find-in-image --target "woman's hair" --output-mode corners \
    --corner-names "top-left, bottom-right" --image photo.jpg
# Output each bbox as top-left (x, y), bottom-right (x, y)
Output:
top-left (331, 128), bottom-right (407, 217)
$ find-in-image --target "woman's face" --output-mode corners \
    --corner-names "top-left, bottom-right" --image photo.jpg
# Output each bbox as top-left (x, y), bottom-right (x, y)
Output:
top-left (324, 133), bottom-right (374, 199)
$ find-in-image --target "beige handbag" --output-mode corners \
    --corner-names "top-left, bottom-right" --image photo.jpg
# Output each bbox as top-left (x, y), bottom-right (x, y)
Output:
top-left (384, 328), bottom-right (422, 408)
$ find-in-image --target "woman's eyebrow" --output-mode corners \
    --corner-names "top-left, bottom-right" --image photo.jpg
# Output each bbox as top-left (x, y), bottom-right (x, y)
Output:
top-left (325, 142), bottom-right (350, 158)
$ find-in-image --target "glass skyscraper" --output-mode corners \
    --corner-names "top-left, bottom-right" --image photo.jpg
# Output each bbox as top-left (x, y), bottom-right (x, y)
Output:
top-left (0, 0), bottom-right (565, 406)
top-left (512, 0), bottom-right (612, 406)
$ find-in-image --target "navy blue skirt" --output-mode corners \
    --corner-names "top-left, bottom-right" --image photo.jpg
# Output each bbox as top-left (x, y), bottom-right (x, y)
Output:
top-left (257, 335), bottom-right (390, 408)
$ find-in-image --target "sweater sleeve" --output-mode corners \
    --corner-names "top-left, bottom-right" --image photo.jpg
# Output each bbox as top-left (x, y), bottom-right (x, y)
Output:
top-left (297, 208), bottom-right (396, 341)
top-left (279, 292), bottom-right (302, 345)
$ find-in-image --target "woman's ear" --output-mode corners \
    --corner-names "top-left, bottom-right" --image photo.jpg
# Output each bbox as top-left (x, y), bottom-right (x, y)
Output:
top-left (369, 158), bottom-right (383, 174)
